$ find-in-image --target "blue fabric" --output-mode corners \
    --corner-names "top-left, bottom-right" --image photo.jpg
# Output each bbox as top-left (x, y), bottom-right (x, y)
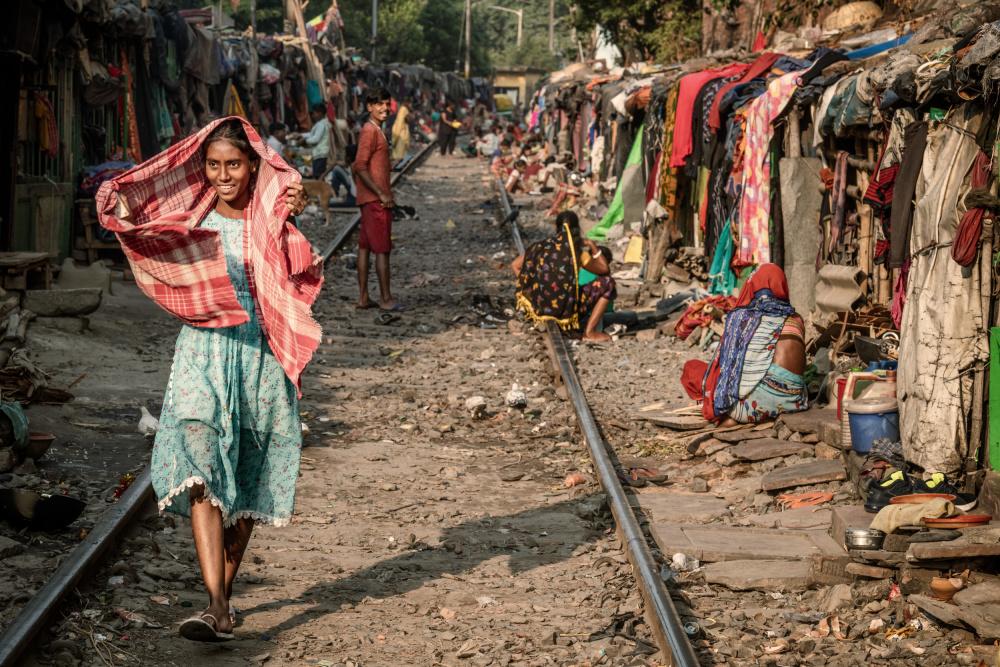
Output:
top-left (307, 79), bottom-right (322, 108)
top-left (711, 289), bottom-right (795, 417)
top-left (847, 34), bottom-right (912, 60)
top-left (151, 209), bottom-right (302, 527)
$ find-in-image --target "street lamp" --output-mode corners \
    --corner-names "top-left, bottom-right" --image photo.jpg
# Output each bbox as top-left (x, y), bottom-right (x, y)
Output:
top-left (488, 5), bottom-right (522, 47)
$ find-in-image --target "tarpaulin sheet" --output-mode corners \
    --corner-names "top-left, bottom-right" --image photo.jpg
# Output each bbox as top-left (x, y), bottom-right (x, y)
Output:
top-left (588, 125), bottom-right (644, 241)
top-left (898, 105), bottom-right (989, 475)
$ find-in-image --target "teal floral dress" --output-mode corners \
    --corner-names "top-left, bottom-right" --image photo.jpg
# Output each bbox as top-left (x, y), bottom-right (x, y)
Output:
top-left (151, 209), bottom-right (301, 527)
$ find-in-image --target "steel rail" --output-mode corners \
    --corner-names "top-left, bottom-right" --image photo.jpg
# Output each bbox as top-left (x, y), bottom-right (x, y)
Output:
top-left (321, 140), bottom-right (437, 263)
top-left (0, 468), bottom-right (154, 667)
top-left (496, 177), bottom-right (524, 255)
top-left (497, 184), bottom-right (699, 667)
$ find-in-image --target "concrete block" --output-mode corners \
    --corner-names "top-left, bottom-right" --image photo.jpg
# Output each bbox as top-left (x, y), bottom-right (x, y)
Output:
top-left (54, 258), bottom-right (112, 295)
top-left (830, 505), bottom-right (875, 549)
top-left (649, 522), bottom-right (843, 562)
top-left (23, 288), bottom-right (102, 317)
top-left (731, 438), bottom-right (814, 461)
top-left (817, 417), bottom-right (843, 449)
top-left (807, 554), bottom-right (855, 586)
top-left (35, 316), bottom-right (89, 333)
top-left (760, 460), bottom-right (847, 491)
top-left (0, 535), bottom-right (23, 559)
top-left (747, 507), bottom-right (832, 530)
top-left (631, 491), bottom-right (731, 523)
top-left (816, 583), bottom-right (854, 611)
top-left (703, 559), bottom-right (811, 591)
top-left (0, 448), bottom-right (14, 472)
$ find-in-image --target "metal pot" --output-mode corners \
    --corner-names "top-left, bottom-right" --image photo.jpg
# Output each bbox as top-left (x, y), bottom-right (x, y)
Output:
top-left (845, 528), bottom-right (885, 550)
top-left (0, 489), bottom-right (86, 531)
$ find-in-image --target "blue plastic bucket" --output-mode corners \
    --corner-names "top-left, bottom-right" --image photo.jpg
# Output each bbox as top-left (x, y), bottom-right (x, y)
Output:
top-left (847, 397), bottom-right (899, 454)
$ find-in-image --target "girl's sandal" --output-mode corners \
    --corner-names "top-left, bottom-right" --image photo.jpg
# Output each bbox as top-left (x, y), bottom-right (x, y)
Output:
top-left (179, 613), bottom-right (234, 642)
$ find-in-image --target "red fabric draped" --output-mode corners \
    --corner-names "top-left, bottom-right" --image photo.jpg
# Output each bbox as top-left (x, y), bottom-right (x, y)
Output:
top-left (682, 360), bottom-right (708, 400)
top-left (734, 263), bottom-right (788, 307)
top-left (952, 150), bottom-right (992, 267)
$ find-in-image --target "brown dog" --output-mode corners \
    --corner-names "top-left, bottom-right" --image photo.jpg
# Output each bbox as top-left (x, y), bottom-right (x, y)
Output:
top-left (300, 179), bottom-right (336, 227)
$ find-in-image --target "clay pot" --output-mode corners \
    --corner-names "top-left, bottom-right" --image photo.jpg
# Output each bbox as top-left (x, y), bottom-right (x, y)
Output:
top-left (930, 577), bottom-right (963, 601)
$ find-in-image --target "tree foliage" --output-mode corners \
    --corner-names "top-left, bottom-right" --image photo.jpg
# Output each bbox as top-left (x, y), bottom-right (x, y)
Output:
top-left (571, 0), bottom-right (701, 64)
top-left (183, 0), bottom-right (577, 77)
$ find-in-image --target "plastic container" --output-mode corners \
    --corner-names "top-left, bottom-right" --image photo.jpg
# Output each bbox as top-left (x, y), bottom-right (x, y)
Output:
top-left (847, 397), bottom-right (899, 455)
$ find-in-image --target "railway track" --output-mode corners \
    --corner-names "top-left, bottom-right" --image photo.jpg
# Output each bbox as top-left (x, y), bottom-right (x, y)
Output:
top-left (496, 182), bottom-right (700, 667)
top-left (0, 142), bottom-right (438, 667)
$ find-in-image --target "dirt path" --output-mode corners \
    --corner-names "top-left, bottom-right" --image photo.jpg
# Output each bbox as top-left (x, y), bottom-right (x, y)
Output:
top-left (31, 153), bottom-right (663, 667)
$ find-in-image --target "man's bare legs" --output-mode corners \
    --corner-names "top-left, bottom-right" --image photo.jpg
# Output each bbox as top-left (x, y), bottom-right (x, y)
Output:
top-left (357, 248), bottom-right (397, 310)
top-left (357, 248), bottom-right (374, 308)
top-left (190, 486), bottom-right (255, 633)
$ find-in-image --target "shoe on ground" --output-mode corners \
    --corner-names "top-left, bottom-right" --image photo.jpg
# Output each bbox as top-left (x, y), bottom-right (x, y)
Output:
top-left (864, 470), bottom-right (912, 513)
top-left (913, 472), bottom-right (977, 511)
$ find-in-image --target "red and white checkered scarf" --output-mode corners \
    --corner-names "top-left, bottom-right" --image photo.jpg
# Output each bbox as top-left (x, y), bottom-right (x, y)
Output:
top-left (95, 117), bottom-right (323, 395)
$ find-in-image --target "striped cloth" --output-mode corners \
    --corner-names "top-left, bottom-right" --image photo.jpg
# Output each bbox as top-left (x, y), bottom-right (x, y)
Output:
top-left (95, 117), bottom-right (323, 395)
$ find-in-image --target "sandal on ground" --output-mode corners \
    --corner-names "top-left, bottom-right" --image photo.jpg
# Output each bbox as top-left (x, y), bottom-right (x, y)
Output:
top-left (179, 613), bottom-right (234, 642)
top-left (374, 313), bottom-right (399, 325)
top-left (630, 467), bottom-right (669, 484)
top-left (444, 315), bottom-right (474, 325)
top-left (380, 303), bottom-right (410, 312)
top-left (615, 468), bottom-right (646, 488)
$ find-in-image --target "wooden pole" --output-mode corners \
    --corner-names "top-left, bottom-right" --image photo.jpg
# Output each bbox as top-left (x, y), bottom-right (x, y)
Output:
top-left (286, 0), bottom-right (328, 101)
top-left (854, 137), bottom-right (872, 297)
top-left (371, 0), bottom-right (377, 62)
top-left (464, 0), bottom-right (471, 78)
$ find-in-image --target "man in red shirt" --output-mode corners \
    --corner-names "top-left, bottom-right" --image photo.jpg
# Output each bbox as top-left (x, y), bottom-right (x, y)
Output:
top-left (354, 87), bottom-right (404, 311)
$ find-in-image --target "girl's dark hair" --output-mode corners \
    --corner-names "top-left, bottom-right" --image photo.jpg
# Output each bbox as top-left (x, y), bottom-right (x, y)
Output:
top-left (311, 102), bottom-right (327, 115)
top-left (555, 210), bottom-right (583, 253)
top-left (203, 118), bottom-right (259, 164)
top-left (345, 144), bottom-right (359, 163)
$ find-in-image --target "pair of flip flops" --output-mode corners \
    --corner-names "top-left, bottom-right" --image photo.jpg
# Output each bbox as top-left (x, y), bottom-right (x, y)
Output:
top-left (615, 467), bottom-right (669, 487)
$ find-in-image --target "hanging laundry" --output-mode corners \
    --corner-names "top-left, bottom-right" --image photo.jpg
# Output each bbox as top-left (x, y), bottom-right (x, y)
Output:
top-left (34, 93), bottom-right (58, 158)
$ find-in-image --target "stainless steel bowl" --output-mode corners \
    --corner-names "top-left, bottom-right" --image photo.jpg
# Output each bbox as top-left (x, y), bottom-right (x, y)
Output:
top-left (845, 528), bottom-right (885, 550)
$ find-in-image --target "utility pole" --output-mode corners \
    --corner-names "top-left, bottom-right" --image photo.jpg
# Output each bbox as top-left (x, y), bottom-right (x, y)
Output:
top-left (488, 6), bottom-right (522, 47)
top-left (464, 0), bottom-right (471, 78)
top-left (549, 0), bottom-right (555, 52)
top-left (371, 0), bottom-right (378, 62)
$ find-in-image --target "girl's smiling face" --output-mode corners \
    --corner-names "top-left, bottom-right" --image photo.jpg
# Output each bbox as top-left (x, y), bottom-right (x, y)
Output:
top-left (205, 139), bottom-right (254, 209)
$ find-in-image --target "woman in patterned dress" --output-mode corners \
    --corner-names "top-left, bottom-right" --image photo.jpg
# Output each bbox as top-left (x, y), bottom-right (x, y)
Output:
top-left (510, 211), bottom-right (617, 342)
top-left (110, 119), bottom-right (313, 642)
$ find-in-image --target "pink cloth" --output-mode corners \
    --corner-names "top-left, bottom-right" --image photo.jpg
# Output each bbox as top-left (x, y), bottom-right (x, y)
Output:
top-left (737, 71), bottom-right (800, 266)
top-left (669, 64), bottom-right (747, 169)
top-left (95, 117), bottom-right (324, 395)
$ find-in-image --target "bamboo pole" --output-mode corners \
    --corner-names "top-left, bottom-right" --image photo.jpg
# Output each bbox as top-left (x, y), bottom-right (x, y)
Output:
top-left (854, 137), bottom-right (872, 298)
